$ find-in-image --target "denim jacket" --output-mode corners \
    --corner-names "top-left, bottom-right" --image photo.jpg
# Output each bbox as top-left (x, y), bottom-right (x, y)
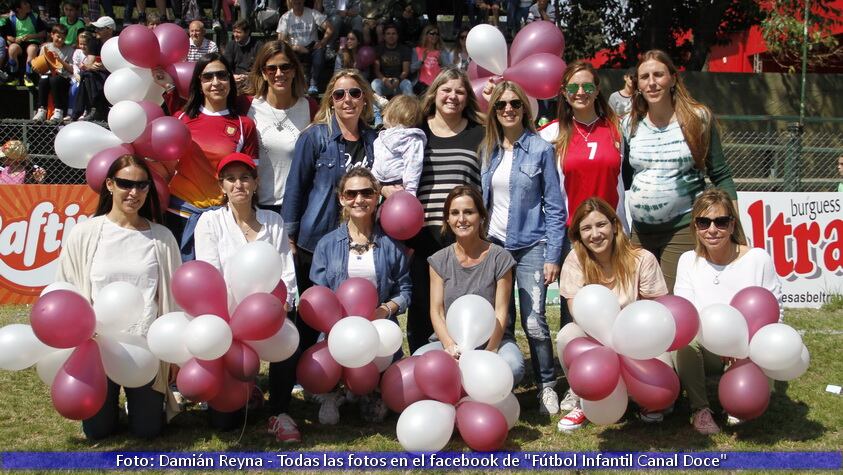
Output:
top-left (310, 223), bottom-right (412, 315)
top-left (481, 130), bottom-right (566, 264)
top-left (282, 116), bottom-right (377, 252)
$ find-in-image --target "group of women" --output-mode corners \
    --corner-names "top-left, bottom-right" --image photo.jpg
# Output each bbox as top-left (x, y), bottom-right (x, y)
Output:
top-left (54, 44), bottom-right (781, 443)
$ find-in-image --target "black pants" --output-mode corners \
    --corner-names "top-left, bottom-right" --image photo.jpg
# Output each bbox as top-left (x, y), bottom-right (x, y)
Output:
top-left (82, 379), bottom-right (164, 440)
top-left (405, 226), bottom-right (449, 354)
top-left (38, 74), bottom-right (70, 111)
top-left (208, 407), bottom-right (246, 431)
top-left (73, 70), bottom-right (108, 118)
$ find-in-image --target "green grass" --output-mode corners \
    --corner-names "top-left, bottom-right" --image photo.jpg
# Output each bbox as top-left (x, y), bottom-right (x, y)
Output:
top-left (0, 304), bottom-right (841, 457)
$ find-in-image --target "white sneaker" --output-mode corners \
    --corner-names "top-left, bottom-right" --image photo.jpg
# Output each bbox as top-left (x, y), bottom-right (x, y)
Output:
top-left (48, 109), bottom-right (63, 123)
top-left (726, 414), bottom-right (744, 426)
top-left (32, 108), bottom-right (47, 121)
top-left (318, 391), bottom-right (344, 425)
top-left (212, 20), bottom-right (222, 30)
top-left (559, 388), bottom-right (580, 412)
top-left (538, 387), bottom-right (559, 415)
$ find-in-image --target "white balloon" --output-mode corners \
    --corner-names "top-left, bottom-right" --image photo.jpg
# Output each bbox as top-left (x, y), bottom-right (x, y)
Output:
top-left (228, 241), bottom-right (286, 304)
top-left (244, 318), bottom-right (300, 363)
top-left (459, 349), bottom-right (513, 405)
top-left (104, 67), bottom-right (155, 105)
top-left (698, 304), bottom-right (749, 358)
top-left (396, 400), bottom-right (455, 452)
top-left (446, 294), bottom-right (495, 352)
top-left (40, 281), bottom-right (80, 297)
top-left (749, 323), bottom-right (804, 371)
top-left (572, 284), bottom-right (620, 347)
top-left (327, 316), bottom-right (379, 368)
top-left (96, 333), bottom-right (160, 388)
top-left (372, 319), bottom-right (403, 357)
top-left (35, 347), bottom-right (74, 385)
top-left (54, 121), bottom-right (123, 169)
top-left (581, 378), bottom-right (628, 425)
top-left (93, 281), bottom-right (145, 335)
top-left (763, 344), bottom-right (810, 381)
top-left (373, 354), bottom-right (394, 373)
top-left (108, 101), bottom-right (148, 142)
top-left (147, 311), bottom-right (193, 364)
top-left (0, 324), bottom-right (55, 371)
top-left (412, 341), bottom-right (444, 356)
top-left (143, 83), bottom-right (166, 105)
top-left (466, 24), bottom-right (508, 74)
top-left (185, 314), bottom-right (232, 360)
top-left (490, 392), bottom-right (520, 429)
top-left (556, 322), bottom-right (587, 368)
top-left (101, 36), bottom-right (132, 72)
top-left (611, 300), bottom-right (675, 359)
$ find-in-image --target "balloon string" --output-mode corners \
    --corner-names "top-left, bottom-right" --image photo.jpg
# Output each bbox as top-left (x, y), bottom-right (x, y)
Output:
top-left (234, 384), bottom-right (250, 445)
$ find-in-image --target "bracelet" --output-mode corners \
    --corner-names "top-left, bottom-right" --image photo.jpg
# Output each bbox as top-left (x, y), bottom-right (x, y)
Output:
top-left (380, 303), bottom-right (393, 319)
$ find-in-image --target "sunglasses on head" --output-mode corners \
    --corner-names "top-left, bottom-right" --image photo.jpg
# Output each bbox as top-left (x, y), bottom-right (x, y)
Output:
top-left (493, 99), bottom-right (523, 111)
top-left (694, 216), bottom-right (733, 230)
top-left (200, 70), bottom-right (230, 82)
top-left (263, 63), bottom-right (294, 75)
top-left (113, 177), bottom-right (151, 191)
top-left (342, 188), bottom-right (376, 200)
top-left (331, 87), bottom-right (363, 101)
top-left (564, 82), bottom-right (596, 95)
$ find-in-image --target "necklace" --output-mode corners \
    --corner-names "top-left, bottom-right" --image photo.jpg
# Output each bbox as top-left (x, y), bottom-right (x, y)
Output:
top-left (267, 101), bottom-right (295, 133)
top-left (573, 117), bottom-right (599, 142)
top-left (349, 238), bottom-right (376, 258)
top-left (712, 244), bottom-right (739, 285)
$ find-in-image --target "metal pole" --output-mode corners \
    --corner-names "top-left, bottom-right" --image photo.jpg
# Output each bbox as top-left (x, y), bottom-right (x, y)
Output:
top-left (799, 0), bottom-right (810, 126)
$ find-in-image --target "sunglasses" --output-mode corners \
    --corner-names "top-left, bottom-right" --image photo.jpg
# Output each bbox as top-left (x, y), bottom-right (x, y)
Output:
top-left (200, 70), bottom-right (230, 82)
top-left (113, 177), bottom-right (151, 191)
top-left (427, 31), bottom-right (440, 36)
top-left (564, 82), bottom-right (596, 95)
top-left (331, 87), bottom-right (363, 101)
top-left (342, 188), bottom-right (376, 200)
top-left (694, 216), bottom-right (733, 230)
top-left (493, 99), bottom-right (523, 111)
top-left (263, 63), bottom-right (294, 75)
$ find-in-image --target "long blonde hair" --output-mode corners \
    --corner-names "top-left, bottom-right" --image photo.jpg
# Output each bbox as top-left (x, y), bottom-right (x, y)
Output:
top-left (691, 188), bottom-right (747, 261)
top-left (568, 198), bottom-right (638, 293)
top-left (478, 81), bottom-right (535, 166)
top-left (313, 69), bottom-right (375, 130)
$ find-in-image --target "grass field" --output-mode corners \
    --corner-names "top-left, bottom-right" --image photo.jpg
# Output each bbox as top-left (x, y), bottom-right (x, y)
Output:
top-left (0, 303), bottom-right (841, 459)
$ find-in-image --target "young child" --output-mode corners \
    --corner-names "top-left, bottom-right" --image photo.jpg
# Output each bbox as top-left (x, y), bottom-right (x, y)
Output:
top-left (32, 23), bottom-right (74, 123)
top-left (59, 1), bottom-right (84, 47)
top-left (0, 140), bottom-right (46, 184)
top-left (371, 95), bottom-right (427, 196)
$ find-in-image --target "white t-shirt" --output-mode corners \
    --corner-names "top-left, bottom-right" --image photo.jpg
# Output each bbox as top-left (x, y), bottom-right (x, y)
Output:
top-left (90, 219), bottom-right (159, 336)
top-left (276, 7), bottom-right (326, 47)
top-left (488, 149), bottom-right (514, 241)
top-left (674, 247), bottom-right (783, 321)
top-left (248, 96), bottom-right (311, 206)
top-left (347, 247), bottom-right (377, 287)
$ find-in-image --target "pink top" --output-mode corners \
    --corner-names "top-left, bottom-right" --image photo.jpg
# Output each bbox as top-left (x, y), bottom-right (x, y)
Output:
top-left (415, 47), bottom-right (443, 86)
top-left (0, 167), bottom-right (26, 184)
top-left (560, 248), bottom-right (668, 308)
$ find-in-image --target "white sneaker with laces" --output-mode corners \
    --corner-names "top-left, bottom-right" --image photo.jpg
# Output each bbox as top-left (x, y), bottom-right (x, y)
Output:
top-left (48, 109), bottom-right (63, 123)
top-left (32, 108), bottom-right (47, 121)
top-left (559, 388), bottom-right (580, 412)
top-left (538, 387), bottom-right (559, 415)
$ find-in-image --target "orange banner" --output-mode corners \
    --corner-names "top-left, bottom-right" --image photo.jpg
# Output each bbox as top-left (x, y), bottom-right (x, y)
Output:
top-left (0, 185), bottom-right (99, 304)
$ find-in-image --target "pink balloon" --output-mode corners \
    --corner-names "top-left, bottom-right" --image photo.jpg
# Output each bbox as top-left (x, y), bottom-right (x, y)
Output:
top-left (503, 53), bottom-right (567, 100)
top-left (230, 293), bottom-right (286, 341)
top-left (509, 20), bottom-right (565, 66)
top-left (51, 340), bottom-right (107, 420)
top-left (342, 362), bottom-right (380, 395)
top-left (223, 341), bottom-right (261, 381)
top-left (656, 295), bottom-right (700, 351)
top-left (31, 290), bottom-right (95, 349)
top-left (470, 77), bottom-right (490, 113)
top-left (561, 336), bottom-right (603, 369)
top-left (731, 286), bottom-right (780, 339)
top-left (208, 370), bottom-right (252, 412)
top-left (620, 356), bottom-right (679, 412)
top-left (455, 401), bottom-right (508, 451)
top-left (336, 277), bottom-right (379, 320)
top-left (133, 116), bottom-right (191, 162)
top-left (567, 346), bottom-right (621, 401)
top-left (171, 260), bottom-right (229, 319)
top-left (380, 356), bottom-right (424, 413)
top-left (414, 349), bottom-right (461, 404)
top-left (137, 100), bottom-right (165, 123)
top-left (149, 168), bottom-right (170, 210)
top-left (153, 23), bottom-right (189, 65)
top-left (718, 359), bottom-right (770, 421)
top-left (118, 24), bottom-right (161, 69)
top-left (296, 341), bottom-right (342, 394)
top-left (177, 358), bottom-right (224, 402)
top-left (379, 191), bottom-right (424, 240)
top-left (270, 279), bottom-right (288, 306)
top-left (355, 46), bottom-right (376, 69)
top-left (86, 144), bottom-right (135, 193)
top-left (467, 60), bottom-right (495, 81)
top-left (164, 61), bottom-right (195, 99)
top-left (298, 286), bottom-right (343, 334)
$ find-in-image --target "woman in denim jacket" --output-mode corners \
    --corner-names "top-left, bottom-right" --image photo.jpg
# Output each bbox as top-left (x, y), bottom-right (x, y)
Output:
top-left (479, 81), bottom-right (566, 416)
top-left (309, 167), bottom-right (412, 425)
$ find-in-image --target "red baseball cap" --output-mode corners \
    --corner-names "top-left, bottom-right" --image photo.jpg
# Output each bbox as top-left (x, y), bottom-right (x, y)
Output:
top-left (216, 152), bottom-right (256, 177)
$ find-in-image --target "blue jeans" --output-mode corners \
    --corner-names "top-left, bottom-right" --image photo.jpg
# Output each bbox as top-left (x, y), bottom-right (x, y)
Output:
top-left (497, 338), bottom-right (525, 386)
top-left (371, 78), bottom-right (413, 97)
top-left (506, 3), bottom-right (530, 35)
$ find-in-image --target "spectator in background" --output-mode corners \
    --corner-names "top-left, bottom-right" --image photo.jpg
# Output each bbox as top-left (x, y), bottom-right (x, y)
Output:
top-left (506, 0), bottom-right (531, 37)
top-left (86, 0), bottom-right (114, 22)
top-left (476, 0), bottom-right (500, 28)
top-left (527, 0), bottom-right (556, 23)
top-left (223, 19), bottom-right (263, 93)
top-left (608, 67), bottom-right (635, 117)
top-left (395, 3), bottom-right (421, 48)
top-left (0, 140), bottom-right (46, 184)
top-left (451, 27), bottom-right (470, 72)
top-left (33, 23), bottom-right (74, 123)
top-left (144, 10), bottom-right (162, 28)
top-left (411, 24), bottom-right (450, 95)
top-left (59, 1), bottom-right (84, 47)
top-left (452, 1), bottom-right (478, 33)
top-left (334, 29), bottom-right (368, 78)
top-left (72, 16), bottom-right (112, 121)
top-left (187, 20), bottom-right (218, 62)
top-left (68, 29), bottom-right (90, 119)
top-left (2, 0), bottom-right (47, 85)
top-left (276, 0), bottom-right (333, 95)
top-left (316, 0), bottom-right (362, 50)
top-left (371, 23), bottom-right (411, 97)
top-left (92, 14), bottom-right (115, 41)
top-left (128, 0), bottom-right (168, 26)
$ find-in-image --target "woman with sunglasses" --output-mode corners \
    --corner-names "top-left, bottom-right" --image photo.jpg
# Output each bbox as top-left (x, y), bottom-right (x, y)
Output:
top-left (556, 197), bottom-right (667, 431)
top-left (479, 81), bottom-right (565, 415)
top-left (623, 50), bottom-right (736, 291)
top-left (673, 188), bottom-right (781, 435)
top-left (450, 27), bottom-right (471, 72)
top-left (309, 168), bottom-right (412, 425)
top-left (405, 67), bottom-right (485, 354)
top-left (56, 155), bottom-right (181, 440)
top-left (411, 25), bottom-right (451, 95)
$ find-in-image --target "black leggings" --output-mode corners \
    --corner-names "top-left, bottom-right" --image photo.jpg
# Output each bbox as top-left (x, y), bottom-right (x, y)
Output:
top-left (38, 74), bottom-right (70, 111)
top-left (405, 226), bottom-right (449, 354)
top-left (82, 379), bottom-right (164, 440)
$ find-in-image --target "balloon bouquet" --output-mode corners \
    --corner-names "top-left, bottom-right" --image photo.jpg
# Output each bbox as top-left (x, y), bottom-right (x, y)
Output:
top-left (465, 21), bottom-right (567, 117)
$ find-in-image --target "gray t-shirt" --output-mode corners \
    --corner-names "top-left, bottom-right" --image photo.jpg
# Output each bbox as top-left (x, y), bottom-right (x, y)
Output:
top-left (428, 243), bottom-right (515, 314)
top-left (608, 91), bottom-right (632, 117)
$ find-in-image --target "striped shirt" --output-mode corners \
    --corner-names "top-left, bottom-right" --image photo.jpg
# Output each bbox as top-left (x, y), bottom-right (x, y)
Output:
top-left (417, 121), bottom-right (484, 228)
top-left (187, 38), bottom-right (219, 62)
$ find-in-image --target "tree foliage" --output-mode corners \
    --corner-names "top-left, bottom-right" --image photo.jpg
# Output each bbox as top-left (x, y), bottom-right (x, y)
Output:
top-left (760, 0), bottom-right (843, 73)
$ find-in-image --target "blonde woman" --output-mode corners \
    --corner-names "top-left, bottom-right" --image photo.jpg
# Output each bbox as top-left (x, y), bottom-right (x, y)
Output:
top-left (411, 24), bottom-right (451, 95)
